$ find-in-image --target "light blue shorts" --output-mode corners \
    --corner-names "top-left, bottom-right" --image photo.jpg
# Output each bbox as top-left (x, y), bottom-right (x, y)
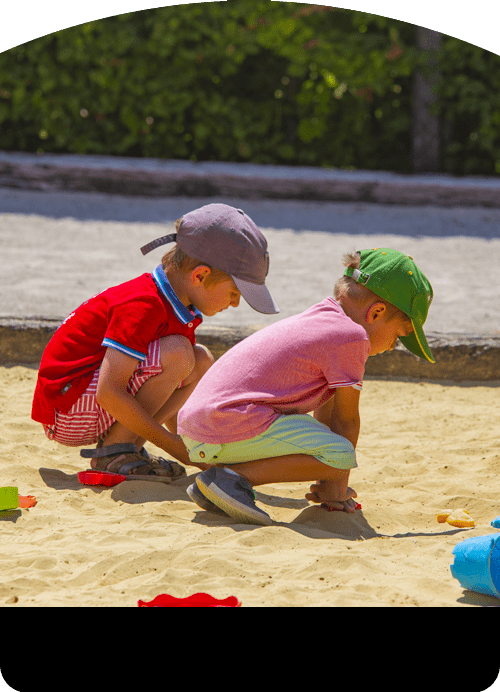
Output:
top-left (181, 414), bottom-right (357, 470)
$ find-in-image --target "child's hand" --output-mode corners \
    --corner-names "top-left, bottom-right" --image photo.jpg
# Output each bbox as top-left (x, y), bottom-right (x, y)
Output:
top-left (321, 498), bottom-right (361, 513)
top-left (305, 480), bottom-right (358, 513)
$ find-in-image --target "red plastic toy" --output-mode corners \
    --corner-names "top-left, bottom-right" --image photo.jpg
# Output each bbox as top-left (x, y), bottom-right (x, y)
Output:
top-left (77, 470), bottom-right (169, 487)
top-left (78, 471), bottom-right (127, 487)
top-left (18, 495), bottom-right (37, 508)
top-left (138, 593), bottom-right (241, 607)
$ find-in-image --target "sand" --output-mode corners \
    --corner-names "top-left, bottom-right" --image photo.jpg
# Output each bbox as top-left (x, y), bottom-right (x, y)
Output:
top-left (2, 191), bottom-right (500, 607)
top-left (2, 365), bottom-right (499, 607)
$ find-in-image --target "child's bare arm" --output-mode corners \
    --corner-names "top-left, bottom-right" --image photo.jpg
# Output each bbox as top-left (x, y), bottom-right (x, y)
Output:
top-left (314, 386), bottom-right (361, 449)
top-left (96, 347), bottom-right (191, 465)
top-left (309, 387), bottom-right (361, 511)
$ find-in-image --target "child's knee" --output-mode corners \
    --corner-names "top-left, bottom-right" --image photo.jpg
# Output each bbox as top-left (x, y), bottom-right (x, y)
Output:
top-left (320, 436), bottom-right (356, 472)
top-left (193, 344), bottom-right (214, 376)
top-left (180, 344), bottom-right (214, 388)
top-left (159, 335), bottom-right (196, 380)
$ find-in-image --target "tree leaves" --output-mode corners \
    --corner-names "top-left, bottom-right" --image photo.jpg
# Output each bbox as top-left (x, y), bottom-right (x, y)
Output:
top-left (0, 2), bottom-right (498, 173)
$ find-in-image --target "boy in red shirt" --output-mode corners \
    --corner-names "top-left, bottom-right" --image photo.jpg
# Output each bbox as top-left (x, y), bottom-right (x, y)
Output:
top-left (32, 204), bottom-right (278, 480)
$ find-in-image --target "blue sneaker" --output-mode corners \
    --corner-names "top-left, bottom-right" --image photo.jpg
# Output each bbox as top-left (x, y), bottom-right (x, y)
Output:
top-left (186, 480), bottom-right (224, 514)
top-left (195, 467), bottom-right (272, 526)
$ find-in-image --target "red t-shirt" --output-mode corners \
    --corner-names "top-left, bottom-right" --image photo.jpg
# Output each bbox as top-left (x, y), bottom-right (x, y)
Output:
top-left (31, 265), bottom-right (202, 425)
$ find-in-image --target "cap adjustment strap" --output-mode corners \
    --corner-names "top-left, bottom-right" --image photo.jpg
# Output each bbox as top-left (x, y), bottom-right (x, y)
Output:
top-left (140, 233), bottom-right (177, 256)
top-left (345, 267), bottom-right (371, 285)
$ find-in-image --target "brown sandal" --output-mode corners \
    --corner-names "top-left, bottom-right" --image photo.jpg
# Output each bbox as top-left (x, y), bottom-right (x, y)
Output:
top-left (80, 443), bottom-right (186, 482)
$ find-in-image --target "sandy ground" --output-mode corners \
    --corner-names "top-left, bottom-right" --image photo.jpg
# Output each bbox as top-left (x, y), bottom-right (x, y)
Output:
top-left (1, 366), bottom-right (500, 607)
top-left (1, 188), bottom-right (500, 607)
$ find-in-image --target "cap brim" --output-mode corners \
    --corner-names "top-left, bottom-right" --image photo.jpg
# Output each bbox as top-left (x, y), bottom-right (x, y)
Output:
top-left (232, 276), bottom-right (279, 315)
top-left (400, 321), bottom-right (435, 363)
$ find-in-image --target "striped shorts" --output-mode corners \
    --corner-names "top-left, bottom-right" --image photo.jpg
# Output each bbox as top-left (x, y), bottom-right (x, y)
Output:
top-left (43, 340), bottom-right (163, 447)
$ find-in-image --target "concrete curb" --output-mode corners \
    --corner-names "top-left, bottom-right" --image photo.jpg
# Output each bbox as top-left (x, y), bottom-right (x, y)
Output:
top-left (2, 151), bottom-right (500, 207)
top-left (1, 318), bottom-right (499, 382)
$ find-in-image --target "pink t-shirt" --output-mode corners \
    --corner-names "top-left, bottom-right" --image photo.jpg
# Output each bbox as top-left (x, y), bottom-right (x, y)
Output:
top-left (178, 298), bottom-right (370, 444)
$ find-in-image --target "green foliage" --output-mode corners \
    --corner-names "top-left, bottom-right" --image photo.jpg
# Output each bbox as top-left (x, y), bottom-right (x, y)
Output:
top-left (433, 40), bottom-right (500, 174)
top-left (0, 1), bottom-right (499, 174)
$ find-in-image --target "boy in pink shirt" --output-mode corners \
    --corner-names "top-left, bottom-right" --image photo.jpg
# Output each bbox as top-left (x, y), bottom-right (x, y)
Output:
top-left (178, 248), bottom-right (434, 525)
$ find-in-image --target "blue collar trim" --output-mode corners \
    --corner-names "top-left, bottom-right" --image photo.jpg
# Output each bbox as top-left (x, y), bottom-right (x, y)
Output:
top-left (152, 265), bottom-right (203, 325)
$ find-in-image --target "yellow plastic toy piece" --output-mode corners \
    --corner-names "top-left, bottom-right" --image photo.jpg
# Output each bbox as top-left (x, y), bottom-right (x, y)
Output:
top-left (437, 509), bottom-right (474, 528)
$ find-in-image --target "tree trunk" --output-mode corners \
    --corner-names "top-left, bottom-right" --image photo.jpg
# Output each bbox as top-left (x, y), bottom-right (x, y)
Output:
top-left (412, 27), bottom-right (442, 172)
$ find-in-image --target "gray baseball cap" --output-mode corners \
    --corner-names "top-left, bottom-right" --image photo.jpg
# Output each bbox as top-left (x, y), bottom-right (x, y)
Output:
top-left (141, 203), bottom-right (279, 314)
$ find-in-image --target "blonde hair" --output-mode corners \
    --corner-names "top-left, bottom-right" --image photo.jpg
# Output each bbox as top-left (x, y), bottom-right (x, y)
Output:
top-left (161, 218), bottom-right (231, 288)
top-left (334, 251), bottom-right (412, 325)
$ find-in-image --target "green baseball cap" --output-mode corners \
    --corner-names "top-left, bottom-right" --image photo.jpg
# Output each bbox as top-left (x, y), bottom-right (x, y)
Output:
top-left (344, 248), bottom-right (435, 363)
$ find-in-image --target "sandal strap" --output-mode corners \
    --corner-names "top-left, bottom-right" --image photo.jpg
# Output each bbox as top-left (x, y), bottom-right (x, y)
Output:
top-left (79, 443), bottom-right (186, 480)
top-left (80, 443), bottom-right (139, 459)
top-left (118, 458), bottom-right (153, 474)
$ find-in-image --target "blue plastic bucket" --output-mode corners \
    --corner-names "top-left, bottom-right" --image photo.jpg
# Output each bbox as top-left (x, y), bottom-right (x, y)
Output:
top-left (451, 534), bottom-right (500, 598)
top-left (491, 516), bottom-right (500, 529)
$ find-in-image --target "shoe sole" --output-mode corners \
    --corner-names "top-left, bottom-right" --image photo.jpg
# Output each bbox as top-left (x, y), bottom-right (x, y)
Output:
top-left (196, 476), bottom-right (272, 526)
top-left (186, 482), bottom-right (223, 513)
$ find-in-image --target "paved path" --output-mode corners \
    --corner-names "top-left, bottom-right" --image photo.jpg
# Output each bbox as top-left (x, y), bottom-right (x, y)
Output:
top-left (2, 185), bottom-right (499, 335)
